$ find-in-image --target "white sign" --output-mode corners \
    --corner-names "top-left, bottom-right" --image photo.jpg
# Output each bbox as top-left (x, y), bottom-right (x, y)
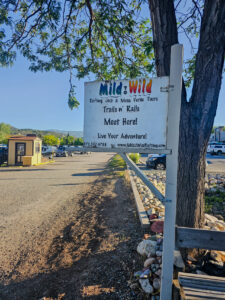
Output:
top-left (84, 77), bottom-right (169, 150)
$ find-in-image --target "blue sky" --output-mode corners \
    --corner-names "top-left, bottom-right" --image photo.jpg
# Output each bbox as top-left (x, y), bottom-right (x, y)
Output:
top-left (0, 55), bottom-right (85, 131)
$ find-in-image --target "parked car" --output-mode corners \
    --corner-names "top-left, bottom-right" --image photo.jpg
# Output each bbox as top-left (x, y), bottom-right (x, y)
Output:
top-left (0, 147), bottom-right (8, 164)
top-left (42, 145), bottom-right (57, 156)
top-left (56, 146), bottom-right (69, 157)
top-left (146, 154), bottom-right (166, 170)
top-left (210, 144), bottom-right (225, 155)
top-left (207, 142), bottom-right (224, 153)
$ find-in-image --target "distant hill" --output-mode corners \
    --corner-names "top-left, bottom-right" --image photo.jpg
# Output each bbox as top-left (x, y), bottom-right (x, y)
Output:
top-left (10, 126), bottom-right (83, 138)
top-left (47, 129), bottom-right (83, 138)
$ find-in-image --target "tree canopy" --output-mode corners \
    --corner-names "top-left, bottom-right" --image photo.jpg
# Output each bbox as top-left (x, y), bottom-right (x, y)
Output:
top-left (42, 134), bottom-right (59, 146)
top-left (0, 0), bottom-right (211, 108)
top-left (0, 122), bottom-right (11, 144)
top-left (0, 0), bottom-right (155, 108)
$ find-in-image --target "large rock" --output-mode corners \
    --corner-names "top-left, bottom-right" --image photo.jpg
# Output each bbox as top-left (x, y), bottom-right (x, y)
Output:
top-left (137, 240), bottom-right (157, 256)
top-left (174, 250), bottom-right (185, 268)
top-left (144, 257), bottom-right (155, 267)
top-left (151, 220), bottom-right (164, 233)
top-left (211, 250), bottom-right (225, 263)
top-left (153, 278), bottom-right (161, 290)
top-left (139, 279), bottom-right (153, 294)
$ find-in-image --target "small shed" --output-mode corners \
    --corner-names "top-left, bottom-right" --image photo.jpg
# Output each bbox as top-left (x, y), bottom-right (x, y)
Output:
top-left (8, 135), bottom-right (42, 166)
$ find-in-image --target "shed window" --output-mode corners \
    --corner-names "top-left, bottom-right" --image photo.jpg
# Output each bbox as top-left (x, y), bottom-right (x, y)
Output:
top-left (35, 142), bottom-right (40, 153)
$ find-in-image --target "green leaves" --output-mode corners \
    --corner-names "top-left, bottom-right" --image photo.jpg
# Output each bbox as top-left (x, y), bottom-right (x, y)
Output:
top-left (68, 86), bottom-right (80, 110)
top-left (0, 0), bottom-right (154, 108)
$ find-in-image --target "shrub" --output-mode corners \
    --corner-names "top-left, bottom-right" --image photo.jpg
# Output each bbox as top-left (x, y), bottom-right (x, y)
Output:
top-left (108, 155), bottom-right (126, 169)
top-left (129, 153), bottom-right (140, 164)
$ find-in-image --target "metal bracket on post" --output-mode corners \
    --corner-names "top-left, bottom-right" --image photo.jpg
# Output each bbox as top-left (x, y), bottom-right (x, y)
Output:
top-left (160, 44), bottom-right (183, 300)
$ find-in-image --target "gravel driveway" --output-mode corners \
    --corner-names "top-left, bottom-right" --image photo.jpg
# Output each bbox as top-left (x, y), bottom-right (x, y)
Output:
top-left (0, 153), bottom-right (112, 283)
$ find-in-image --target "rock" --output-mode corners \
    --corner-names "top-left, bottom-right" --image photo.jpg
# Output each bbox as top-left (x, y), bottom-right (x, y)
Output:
top-left (156, 250), bottom-right (163, 257)
top-left (208, 260), bottom-right (224, 269)
top-left (134, 270), bottom-right (143, 278)
top-left (149, 213), bottom-right (158, 220)
top-left (211, 251), bottom-right (225, 263)
top-left (151, 263), bottom-right (160, 272)
top-left (157, 257), bottom-right (162, 264)
top-left (144, 257), bottom-right (155, 267)
top-left (144, 233), bottom-right (151, 239)
top-left (155, 269), bottom-right (161, 277)
top-left (139, 279), bottom-right (153, 294)
top-left (148, 235), bottom-right (158, 241)
top-left (130, 282), bottom-right (139, 290)
top-left (157, 238), bottom-right (163, 245)
top-left (140, 269), bottom-right (151, 279)
top-left (153, 278), bottom-right (161, 290)
top-left (204, 225), bottom-right (211, 230)
top-left (137, 240), bottom-right (157, 256)
top-left (151, 220), bottom-right (164, 233)
top-left (174, 250), bottom-right (185, 269)
top-left (215, 222), bottom-right (225, 231)
top-left (205, 213), bottom-right (218, 223)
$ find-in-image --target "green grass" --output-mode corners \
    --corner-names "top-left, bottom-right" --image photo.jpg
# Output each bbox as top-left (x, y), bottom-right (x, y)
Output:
top-left (205, 189), bottom-right (225, 215)
top-left (108, 153), bottom-right (140, 169)
top-left (128, 153), bottom-right (140, 164)
top-left (0, 163), bottom-right (7, 167)
top-left (108, 154), bottom-right (126, 169)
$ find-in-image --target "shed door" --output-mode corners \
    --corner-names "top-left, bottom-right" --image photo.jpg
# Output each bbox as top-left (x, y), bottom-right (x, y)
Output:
top-left (15, 143), bottom-right (26, 164)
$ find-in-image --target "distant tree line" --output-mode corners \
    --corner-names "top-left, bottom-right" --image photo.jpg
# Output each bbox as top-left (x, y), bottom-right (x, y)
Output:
top-left (0, 123), bottom-right (83, 146)
top-left (42, 134), bottom-right (83, 146)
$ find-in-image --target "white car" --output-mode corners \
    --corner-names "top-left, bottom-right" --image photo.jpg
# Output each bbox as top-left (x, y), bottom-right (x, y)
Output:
top-left (209, 144), bottom-right (225, 155)
top-left (207, 142), bottom-right (224, 153)
top-left (42, 146), bottom-right (57, 156)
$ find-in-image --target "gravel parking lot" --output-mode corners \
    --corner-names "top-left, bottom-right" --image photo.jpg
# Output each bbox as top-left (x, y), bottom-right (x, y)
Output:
top-left (0, 152), bottom-right (144, 300)
top-left (0, 153), bottom-right (112, 284)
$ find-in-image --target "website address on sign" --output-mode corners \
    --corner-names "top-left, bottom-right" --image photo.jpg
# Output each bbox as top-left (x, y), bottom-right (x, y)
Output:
top-left (84, 142), bottom-right (165, 148)
top-left (117, 143), bottom-right (165, 148)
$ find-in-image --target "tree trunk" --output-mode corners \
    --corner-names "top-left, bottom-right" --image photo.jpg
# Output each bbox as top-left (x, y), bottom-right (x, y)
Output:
top-left (148, 0), bottom-right (225, 228)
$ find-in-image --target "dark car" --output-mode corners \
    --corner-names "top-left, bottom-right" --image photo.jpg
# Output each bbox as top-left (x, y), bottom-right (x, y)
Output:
top-left (146, 154), bottom-right (166, 170)
top-left (0, 147), bottom-right (8, 164)
top-left (56, 150), bottom-right (68, 157)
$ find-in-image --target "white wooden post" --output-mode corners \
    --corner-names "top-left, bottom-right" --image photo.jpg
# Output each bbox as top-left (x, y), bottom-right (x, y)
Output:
top-left (160, 44), bottom-right (183, 300)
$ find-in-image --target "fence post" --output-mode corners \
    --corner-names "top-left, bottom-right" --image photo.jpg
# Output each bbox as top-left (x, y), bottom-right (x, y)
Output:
top-left (160, 44), bottom-right (183, 300)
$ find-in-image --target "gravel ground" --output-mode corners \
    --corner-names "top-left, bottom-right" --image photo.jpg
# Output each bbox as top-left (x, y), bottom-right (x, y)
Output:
top-left (0, 154), bottom-right (144, 299)
top-left (0, 154), bottom-right (111, 285)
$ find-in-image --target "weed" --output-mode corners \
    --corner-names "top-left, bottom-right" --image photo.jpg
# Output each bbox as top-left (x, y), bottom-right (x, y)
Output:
top-left (108, 155), bottom-right (126, 169)
top-left (128, 153), bottom-right (140, 164)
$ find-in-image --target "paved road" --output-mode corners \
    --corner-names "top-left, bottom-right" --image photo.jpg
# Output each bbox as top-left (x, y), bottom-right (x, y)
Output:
top-left (0, 152), bottom-right (112, 282)
top-left (140, 153), bottom-right (225, 173)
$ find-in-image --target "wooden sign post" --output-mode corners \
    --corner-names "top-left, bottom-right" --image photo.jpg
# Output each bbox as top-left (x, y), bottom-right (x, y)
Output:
top-left (160, 44), bottom-right (183, 299)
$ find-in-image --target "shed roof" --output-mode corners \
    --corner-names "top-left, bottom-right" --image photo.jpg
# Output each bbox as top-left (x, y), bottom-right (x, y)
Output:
top-left (8, 136), bottom-right (41, 141)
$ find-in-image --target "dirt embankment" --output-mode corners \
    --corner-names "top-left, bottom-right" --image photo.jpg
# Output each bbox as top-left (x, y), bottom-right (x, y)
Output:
top-left (1, 170), bottom-right (144, 300)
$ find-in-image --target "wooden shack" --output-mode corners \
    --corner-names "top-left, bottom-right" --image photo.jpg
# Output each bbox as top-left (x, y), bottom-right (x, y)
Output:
top-left (8, 135), bottom-right (42, 166)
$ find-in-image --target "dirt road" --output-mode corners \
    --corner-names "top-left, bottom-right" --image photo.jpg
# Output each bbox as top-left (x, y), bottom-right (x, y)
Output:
top-left (0, 154), bottom-right (143, 299)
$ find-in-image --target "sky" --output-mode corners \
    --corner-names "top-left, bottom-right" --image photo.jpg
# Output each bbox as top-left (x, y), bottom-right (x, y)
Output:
top-left (0, 5), bottom-right (224, 132)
